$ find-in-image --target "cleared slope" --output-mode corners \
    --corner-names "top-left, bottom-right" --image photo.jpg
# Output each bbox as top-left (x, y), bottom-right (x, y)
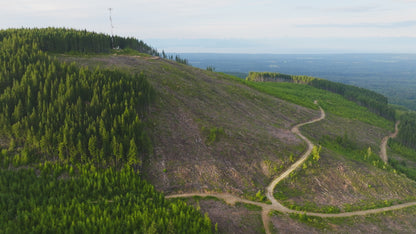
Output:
top-left (59, 54), bottom-right (319, 197)
top-left (270, 206), bottom-right (416, 233)
top-left (274, 112), bottom-right (416, 213)
top-left (60, 54), bottom-right (416, 232)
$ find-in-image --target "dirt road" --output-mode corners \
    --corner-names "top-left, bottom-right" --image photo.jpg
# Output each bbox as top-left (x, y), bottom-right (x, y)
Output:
top-left (266, 106), bottom-right (325, 209)
top-left (166, 106), bottom-right (415, 233)
top-left (166, 192), bottom-right (416, 218)
top-left (380, 121), bottom-right (400, 163)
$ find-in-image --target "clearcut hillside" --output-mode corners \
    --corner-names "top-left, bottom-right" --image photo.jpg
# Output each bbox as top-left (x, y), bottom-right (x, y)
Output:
top-left (60, 52), bottom-right (416, 233)
top-left (3, 28), bottom-right (416, 233)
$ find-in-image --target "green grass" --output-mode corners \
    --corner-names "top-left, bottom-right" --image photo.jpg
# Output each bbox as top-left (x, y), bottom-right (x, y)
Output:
top-left (288, 212), bottom-right (331, 230)
top-left (389, 141), bottom-right (416, 181)
top-left (319, 135), bottom-right (389, 170)
top-left (273, 135), bottom-right (411, 214)
top-left (389, 140), bottom-right (416, 162)
top-left (243, 81), bottom-right (393, 130)
top-left (201, 126), bottom-right (225, 145)
top-left (235, 202), bottom-right (262, 211)
top-left (279, 206), bottom-right (416, 232)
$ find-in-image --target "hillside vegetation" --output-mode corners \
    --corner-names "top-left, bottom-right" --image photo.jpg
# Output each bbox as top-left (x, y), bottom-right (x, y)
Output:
top-left (61, 45), bottom-right (416, 232)
top-left (0, 27), bottom-right (159, 55)
top-left (247, 71), bottom-right (395, 121)
top-left (241, 81), bottom-right (393, 130)
top-left (244, 72), bottom-right (416, 217)
top-left (0, 28), bottom-right (212, 233)
top-left (2, 28), bottom-right (416, 233)
top-left (60, 54), bottom-right (319, 197)
top-left (0, 37), bottom-right (154, 167)
top-left (396, 112), bottom-right (416, 150)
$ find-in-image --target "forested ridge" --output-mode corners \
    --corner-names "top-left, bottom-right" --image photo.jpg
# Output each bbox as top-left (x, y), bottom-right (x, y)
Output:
top-left (0, 27), bottom-right (160, 55)
top-left (246, 72), bottom-right (396, 121)
top-left (0, 28), bottom-right (212, 233)
top-left (0, 27), bottom-right (189, 64)
top-left (0, 33), bottom-right (154, 168)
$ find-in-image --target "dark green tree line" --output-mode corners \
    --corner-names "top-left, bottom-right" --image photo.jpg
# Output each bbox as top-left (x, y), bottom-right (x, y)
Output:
top-left (310, 79), bottom-right (395, 121)
top-left (0, 164), bottom-right (212, 233)
top-left (0, 36), bottom-right (154, 168)
top-left (396, 113), bottom-right (416, 150)
top-left (246, 71), bottom-right (314, 83)
top-left (0, 27), bottom-right (160, 55)
top-left (0, 28), bottom-right (213, 233)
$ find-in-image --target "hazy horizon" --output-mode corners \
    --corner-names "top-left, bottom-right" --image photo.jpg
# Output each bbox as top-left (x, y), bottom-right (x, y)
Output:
top-left (178, 53), bottom-right (416, 110)
top-left (2, 0), bottom-right (416, 54)
top-left (147, 38), bottom-right (416, 54)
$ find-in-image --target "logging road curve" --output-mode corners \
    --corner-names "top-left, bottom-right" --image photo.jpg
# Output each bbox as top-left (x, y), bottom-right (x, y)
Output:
top-left (166, 105), bottom-right (415, 233)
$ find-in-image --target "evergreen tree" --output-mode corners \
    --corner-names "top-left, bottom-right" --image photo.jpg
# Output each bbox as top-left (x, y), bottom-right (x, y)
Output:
top-left (127, 138), bottom-right (138, 169)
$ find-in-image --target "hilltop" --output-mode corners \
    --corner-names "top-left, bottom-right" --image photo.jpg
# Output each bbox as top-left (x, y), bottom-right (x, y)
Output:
top-left (61, 51), bottom-right (416, 233)
top-left (59, 54), bottom-right (318, 195)
top-left (2, 28), bottom-right (416, 233)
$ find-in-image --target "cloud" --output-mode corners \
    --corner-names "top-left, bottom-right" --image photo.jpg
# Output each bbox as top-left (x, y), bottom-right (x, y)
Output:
top-left (324, 5), bottom-right (380, 13)
top-left (394, 0), bottom-right (416, 2)
top-left (297, 20), bottom-right (416, 28)
top-left (296, 4), bottom-right (380, 13)
top-left (0, 0), bottom-right (80, 12)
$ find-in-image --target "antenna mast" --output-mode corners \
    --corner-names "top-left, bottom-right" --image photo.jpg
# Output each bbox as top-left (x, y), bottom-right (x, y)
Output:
top-left (108, 8), bottom-right (114, 48)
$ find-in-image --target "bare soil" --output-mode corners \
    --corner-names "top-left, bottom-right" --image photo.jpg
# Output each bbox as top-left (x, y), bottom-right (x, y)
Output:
top-left (185, 198), bottom-right (264, 234)
top-left (277, 114), bottom-right (416, 210)
top-left (380, 121), bottom-right (400, 162)
top-left (60, 54), bottom-right (319, 196)
top-left (60, 54), bottom-right (416, 233)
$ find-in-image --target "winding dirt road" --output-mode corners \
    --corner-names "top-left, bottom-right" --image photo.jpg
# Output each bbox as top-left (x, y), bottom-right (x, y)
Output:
top-left (166, 192), bottom-right (416, 218)
top-left (380, 121), bottom-right (400, 163)
top-left (266, 106), bottom-right (325, 210)
top-left (166, 105), bottom-right (415, 233)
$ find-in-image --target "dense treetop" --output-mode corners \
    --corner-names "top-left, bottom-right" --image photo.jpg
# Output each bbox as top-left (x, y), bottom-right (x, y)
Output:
top-left (0, 33), bottom-right (155, 168)
top-left (396, 113), bottom-right (416, 150)
top-left (0, 165), bottom-right (212, 233)
top-left (0, 28), bottom-right (212, 233)
top-left (0, 27), bottom-right (160, 55)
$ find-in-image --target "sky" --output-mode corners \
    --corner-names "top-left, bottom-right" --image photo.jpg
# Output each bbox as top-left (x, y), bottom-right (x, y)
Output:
top-left (1, 0), bottom-right (416, 53)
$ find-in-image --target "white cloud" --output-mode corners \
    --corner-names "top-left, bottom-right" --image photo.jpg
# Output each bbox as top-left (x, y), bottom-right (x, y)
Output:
top-left (1, 0), bottom-right (415, 52)
top-left (394, 0), bottom-right (416, 2)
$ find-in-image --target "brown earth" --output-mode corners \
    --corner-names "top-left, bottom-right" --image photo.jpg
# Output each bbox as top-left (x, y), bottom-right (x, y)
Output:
top-left (60, 54), bottom-right (416, 233)
top-left (185, 198), bottom-right (264, 234)
top-left (166, 106), bottom-right (416, 233)
top-left (278, 114), bottom-right (416, 211)
top-left (380, 121), bottom-right (400, 162)
top-left (60, 54), bottom-right (319, 197)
